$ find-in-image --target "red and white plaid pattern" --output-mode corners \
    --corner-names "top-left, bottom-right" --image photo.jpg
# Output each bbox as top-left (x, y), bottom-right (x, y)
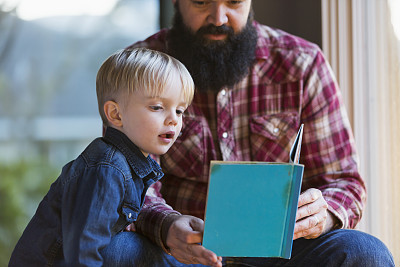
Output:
top-left (129, 21), bottom-right (366, 248)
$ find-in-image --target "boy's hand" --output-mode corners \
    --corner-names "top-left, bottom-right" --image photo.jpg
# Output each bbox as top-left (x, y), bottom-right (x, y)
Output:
top-left (166, 215), bottom-right (222, 267)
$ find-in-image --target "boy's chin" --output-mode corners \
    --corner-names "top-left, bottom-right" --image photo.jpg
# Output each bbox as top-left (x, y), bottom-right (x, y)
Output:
top-left (150, 146), bottom-right (173, 156)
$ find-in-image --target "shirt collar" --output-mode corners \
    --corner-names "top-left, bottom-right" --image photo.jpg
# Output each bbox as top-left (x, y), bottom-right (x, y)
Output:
top-left (253, 21), bottom-right (270, 61)
top-left (103, 127), bottom-right (163, 181)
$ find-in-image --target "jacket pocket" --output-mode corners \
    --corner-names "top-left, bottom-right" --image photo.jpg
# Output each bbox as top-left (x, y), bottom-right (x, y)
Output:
top-left (111, 205), bottom-right (139, 235)
top-left (249, 112), bottom-right (299, 162)
top-left (121, 180), bottom-right (141, 223)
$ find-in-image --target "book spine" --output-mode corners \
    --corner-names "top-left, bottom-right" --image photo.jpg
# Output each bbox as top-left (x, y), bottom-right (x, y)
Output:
top-left (281, 165), bottom-right (304, 259)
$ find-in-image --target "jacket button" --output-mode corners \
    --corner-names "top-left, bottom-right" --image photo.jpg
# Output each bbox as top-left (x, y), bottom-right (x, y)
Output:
top-left (128, 213), bottom-right (132, 219)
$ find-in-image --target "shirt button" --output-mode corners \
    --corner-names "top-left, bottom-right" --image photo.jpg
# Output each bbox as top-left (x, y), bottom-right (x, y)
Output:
top-left (273, 127), bottom-right (279, 133)
top-left (222, 132), bottom-right (228, 138)
top-left (128, 213), bottom-right (132, 219)
top-left (221, 89), bottom-right (226, 96)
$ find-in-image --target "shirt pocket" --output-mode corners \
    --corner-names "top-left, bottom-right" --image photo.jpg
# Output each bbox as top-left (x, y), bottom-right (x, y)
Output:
top-left (249, 112), bottom-right (300, 162)
top-left (161, 116), bottom-right (209, 181)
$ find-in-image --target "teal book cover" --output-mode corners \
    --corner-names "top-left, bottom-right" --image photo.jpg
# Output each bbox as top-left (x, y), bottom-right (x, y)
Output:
top-left (202, 125), bottom-right (304, 258)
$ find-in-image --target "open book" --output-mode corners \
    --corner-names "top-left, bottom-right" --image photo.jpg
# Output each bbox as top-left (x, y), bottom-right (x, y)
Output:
top-left (202, 124), bottom-right (304, 258)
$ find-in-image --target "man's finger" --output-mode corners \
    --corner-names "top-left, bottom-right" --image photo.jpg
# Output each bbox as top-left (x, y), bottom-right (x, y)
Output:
top-left (296, 194), bottom-right (328, 221)
top-left (294, 210), bottom-right (327, 240)
top-left (189, 217), bottom-right (205, 231)
top-left (171, 218), bottom-right (203, 244)
top-left (294, 216), bottom-right (318, 239)
top-left (172, 243), bottom-right (220, 266)
top-left (298, 188), bottom-right (321, 207)
top-left (314, 215), bottom-right (320, 226)
top-left (296, 200), bottom-right (320, 220)
top-left (195, 245), bottom-right (222, 266)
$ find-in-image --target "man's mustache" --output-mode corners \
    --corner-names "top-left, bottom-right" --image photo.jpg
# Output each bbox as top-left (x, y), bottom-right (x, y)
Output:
top-left (196, 24), bottom-right (234, 36)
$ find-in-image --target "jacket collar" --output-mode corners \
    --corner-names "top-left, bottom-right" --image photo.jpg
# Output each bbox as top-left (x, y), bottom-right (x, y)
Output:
top-left (103, 127), bottom-right (163, 181)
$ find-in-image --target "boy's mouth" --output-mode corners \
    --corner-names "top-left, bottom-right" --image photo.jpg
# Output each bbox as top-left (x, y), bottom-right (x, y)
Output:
top-left (159, 132), bottom-right (175, 139)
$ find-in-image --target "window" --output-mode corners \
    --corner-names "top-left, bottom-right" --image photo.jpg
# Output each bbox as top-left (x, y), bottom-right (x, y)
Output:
top-left (0, 0), bottom-right (159, 264)
top-left (0, 0), bottom-right (159, 165)
top-left (322, 0), bottom-right (400, 264)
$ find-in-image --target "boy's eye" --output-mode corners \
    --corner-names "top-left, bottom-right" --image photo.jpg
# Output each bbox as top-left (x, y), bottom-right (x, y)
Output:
top-left (150, 105), bottom-right (162, 111)
top-left (176, 109), bottom-right (185, 116)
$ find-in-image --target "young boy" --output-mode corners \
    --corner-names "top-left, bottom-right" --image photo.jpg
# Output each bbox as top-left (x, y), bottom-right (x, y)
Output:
top-left (8, 48), bottom-right (194, 266)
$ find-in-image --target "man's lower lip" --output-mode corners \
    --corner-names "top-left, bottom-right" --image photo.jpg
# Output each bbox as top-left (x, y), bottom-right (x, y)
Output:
top-left (204, 34), bottom-right (227, 40)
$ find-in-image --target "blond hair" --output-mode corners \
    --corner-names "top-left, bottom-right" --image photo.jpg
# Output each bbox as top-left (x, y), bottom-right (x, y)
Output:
top-left (96, 48), bottom-right (195, 126)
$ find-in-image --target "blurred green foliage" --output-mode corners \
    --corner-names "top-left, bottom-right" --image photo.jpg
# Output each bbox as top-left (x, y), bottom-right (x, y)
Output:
top-left (0, 160), bottom-right (59, 266)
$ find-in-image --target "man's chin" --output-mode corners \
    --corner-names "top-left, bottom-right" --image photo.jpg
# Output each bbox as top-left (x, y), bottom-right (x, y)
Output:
top-left (201, 39), bottom-right (228, 47)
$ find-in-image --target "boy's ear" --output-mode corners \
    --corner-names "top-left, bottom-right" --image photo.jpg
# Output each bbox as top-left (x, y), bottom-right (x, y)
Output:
top-left (104, 100), bottom-right (123, 127)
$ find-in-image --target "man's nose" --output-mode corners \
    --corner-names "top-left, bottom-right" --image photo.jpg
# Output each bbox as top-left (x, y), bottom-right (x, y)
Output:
top-left (207, 3), bottom-right (228, 26)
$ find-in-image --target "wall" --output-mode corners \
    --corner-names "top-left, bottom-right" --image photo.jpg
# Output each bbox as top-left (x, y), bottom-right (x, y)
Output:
top-left (252, 0), bottom-right (322, 47)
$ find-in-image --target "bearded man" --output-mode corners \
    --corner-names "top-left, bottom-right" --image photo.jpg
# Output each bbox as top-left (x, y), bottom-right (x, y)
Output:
top-left (101, 1), bottom-right (394, 266)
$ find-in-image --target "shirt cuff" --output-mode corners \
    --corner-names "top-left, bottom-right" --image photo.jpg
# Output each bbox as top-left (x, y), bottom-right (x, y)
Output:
top-left (135, 206), bottom-right (181, 250)
top-left (325, 197), bottom-right (348, 229)
top-left (160, 213), bottom-right (181, 253)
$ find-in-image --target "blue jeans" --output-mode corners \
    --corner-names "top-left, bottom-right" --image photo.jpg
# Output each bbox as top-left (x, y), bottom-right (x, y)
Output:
top-left (101, 229), bottom-right (395, 267)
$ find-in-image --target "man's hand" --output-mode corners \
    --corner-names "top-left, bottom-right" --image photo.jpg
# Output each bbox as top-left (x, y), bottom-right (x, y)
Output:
top-left (294, 188), bottom-right (338, 240)
top-left (166, 215), bottom-right (222, 267)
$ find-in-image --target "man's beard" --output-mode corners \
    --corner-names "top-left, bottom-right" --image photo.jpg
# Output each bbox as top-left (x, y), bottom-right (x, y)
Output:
top-left (167, 6), bottom-right (258, 92)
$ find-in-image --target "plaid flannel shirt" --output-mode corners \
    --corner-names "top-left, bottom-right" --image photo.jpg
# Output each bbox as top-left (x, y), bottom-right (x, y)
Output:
top-left (128, 21), bottom-right (366, 249)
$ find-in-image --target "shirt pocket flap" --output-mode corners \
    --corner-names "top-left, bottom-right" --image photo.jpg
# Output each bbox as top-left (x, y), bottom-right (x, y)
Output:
top-left (250, 112), bottom-right (299, 140)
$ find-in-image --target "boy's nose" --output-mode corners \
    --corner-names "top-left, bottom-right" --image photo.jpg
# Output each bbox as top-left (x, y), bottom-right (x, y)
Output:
top-left (166, 112), bottom-right (178, 126)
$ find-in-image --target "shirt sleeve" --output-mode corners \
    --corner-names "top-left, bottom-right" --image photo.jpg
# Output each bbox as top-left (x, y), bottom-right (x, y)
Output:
top-left (62, 164), bottom-right (126, 266)
top-left (134, 156), bottom-right (181, 250)
top-left (300, 49), bottom-right (366, 229)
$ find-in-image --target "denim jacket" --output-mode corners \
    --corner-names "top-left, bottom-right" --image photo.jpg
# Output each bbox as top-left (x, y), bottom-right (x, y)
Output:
top-left (9, 127), bottom-right (163, 267)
